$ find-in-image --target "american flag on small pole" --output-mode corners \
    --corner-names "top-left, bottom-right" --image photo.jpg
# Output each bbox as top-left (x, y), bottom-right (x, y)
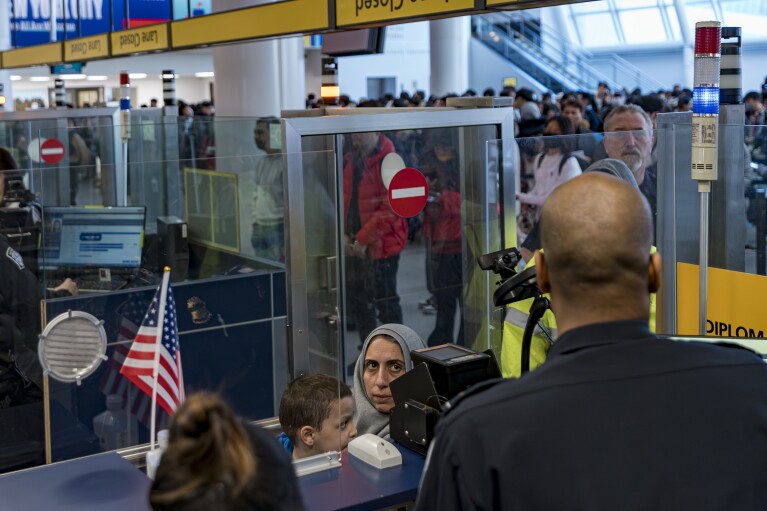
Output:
top-left (119, 267), bottom-right (184, 449)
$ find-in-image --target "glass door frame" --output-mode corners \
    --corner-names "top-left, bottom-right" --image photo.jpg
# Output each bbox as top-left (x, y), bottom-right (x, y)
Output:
top-left (282, 108), bottom-right (515, 377)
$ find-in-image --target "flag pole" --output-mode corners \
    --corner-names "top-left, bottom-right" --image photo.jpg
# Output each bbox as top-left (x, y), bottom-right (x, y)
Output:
top-left (150, 267), bottom-right (171, 451)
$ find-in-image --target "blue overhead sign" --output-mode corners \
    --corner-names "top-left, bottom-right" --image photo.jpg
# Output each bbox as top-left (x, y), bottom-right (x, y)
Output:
top-left (51, 62), bottom-right (84, 74)
top-left (10, 0), bottom-right (111, 47)
top-left (9, 0), bottom-right (171, 48)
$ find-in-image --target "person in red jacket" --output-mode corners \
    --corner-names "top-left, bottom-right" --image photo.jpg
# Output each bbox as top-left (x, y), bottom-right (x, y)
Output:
top-left (421, 131), bottom-right (463, 346)
top-left (343, 132), bottom-right (408, 342)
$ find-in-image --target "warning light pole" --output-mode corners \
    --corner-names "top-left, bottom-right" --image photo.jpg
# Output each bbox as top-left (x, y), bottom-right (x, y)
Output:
top-left (691, 21), bottom-right (721, 335)
top-left (120, 71), bottom-right (131, 206)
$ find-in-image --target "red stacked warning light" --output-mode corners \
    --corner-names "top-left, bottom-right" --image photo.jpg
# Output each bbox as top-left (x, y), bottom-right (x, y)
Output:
top-left (119, 72), bottom-right (130, 85)
top-left (695, 25), bottom-right (721, 55)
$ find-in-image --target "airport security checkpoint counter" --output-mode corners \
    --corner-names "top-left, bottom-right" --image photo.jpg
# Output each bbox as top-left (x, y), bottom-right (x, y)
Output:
top-left (299, 444), bottom-right (426, 511)
top-left (0, 443), bottom-right (425, 511)
top-left (0, 452), bottom-right (153, 511)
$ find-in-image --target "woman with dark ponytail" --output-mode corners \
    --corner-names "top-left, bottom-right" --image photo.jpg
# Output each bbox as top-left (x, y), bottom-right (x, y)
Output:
top-left (150, 392), bottom-right (305, 511)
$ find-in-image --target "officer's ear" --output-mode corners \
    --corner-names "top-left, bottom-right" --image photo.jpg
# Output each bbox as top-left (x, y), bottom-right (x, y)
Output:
top-left (648, 252), bottom-right (662, 294)
top-left (534, 250), bottom-right (551, 294)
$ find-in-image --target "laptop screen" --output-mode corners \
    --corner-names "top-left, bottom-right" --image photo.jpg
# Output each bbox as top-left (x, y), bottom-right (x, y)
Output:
top-left (42, 207), bottom-right (145, 270)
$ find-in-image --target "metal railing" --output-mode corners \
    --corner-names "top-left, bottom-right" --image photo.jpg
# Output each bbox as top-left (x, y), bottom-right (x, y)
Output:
top-left (474, 10), bottom-right (663, 93)
top-left (118, 416), bottom-right (282, 469)
top-left (591, 53), bottom-right (666, 92)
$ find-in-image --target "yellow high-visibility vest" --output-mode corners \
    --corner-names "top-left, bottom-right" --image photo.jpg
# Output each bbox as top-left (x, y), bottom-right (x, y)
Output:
top-left (501, 247), bottom-right (657, 378)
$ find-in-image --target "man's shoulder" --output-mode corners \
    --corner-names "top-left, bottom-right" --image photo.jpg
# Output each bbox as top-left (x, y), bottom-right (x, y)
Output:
top-left (439, 376), bottom-right (533, 431)
top-left (659, 335), bottom-right (767, 363)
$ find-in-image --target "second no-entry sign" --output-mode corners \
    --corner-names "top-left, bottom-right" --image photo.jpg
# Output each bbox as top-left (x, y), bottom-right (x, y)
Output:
top-left (40, 138), bottom-right (65, 164)
top-left (388, 167), bottom-right (428, 218)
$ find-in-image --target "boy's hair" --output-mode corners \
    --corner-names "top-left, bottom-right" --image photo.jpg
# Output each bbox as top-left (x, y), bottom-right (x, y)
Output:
top-left (279, 374), bottom-right (352, 443)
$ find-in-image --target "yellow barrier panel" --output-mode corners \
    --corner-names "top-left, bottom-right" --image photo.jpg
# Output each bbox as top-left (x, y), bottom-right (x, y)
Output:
top-left (171, 0), bottom-right (328, 48)
top-left (111, 23), bottom-right (170, 56)
top-left (2, 43), bottom-right (62, 68)
top-left (64, 34), bottom-right (110, 62)
top-left (336, 0), bottom-right (474, 27)
top-left (677, 262), bottom-right (767, 338)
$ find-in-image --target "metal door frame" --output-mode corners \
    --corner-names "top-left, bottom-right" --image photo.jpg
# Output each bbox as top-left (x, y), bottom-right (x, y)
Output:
top-left (282, 108), bottom-right (515, 376)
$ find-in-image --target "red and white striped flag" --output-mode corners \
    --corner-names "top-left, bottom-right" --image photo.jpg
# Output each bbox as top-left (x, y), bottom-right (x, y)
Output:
top-left (100, 292), bottom-right (153, 426)
top-left (119, 273), bottom-right (184, 417)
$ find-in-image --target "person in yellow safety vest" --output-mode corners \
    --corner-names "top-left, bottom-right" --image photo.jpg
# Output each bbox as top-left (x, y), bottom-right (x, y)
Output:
top-left (501, 158), bottom-right (657, 378)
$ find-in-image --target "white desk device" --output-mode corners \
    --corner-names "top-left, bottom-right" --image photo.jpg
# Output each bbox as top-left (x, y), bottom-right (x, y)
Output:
top-left (348, 433), bottom-right (403, 469)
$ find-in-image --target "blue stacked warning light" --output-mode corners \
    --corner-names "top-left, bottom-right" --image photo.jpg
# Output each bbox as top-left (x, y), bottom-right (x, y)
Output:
top-left (691, 21), bottom-right (721, 184)
top-left (693, 87), bottom-right (720, 115)
top-left (692, 22), bottom-right (721, 116)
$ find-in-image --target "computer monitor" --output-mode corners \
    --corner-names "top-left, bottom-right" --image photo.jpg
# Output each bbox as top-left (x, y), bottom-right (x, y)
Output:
top-left (41, 207), bottom-right (145, 271)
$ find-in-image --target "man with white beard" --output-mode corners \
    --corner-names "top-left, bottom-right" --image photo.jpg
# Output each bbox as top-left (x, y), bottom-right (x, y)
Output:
top-left (602, 104), bottom-right (657, 236)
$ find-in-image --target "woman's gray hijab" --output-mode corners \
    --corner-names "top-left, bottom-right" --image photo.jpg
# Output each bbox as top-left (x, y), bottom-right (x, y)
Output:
top-left (352, 324), bottom-right (427, 437)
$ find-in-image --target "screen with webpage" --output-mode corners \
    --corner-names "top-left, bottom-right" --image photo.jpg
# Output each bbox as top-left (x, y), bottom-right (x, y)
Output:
top-left (42, 207), bottom-right (145, 269)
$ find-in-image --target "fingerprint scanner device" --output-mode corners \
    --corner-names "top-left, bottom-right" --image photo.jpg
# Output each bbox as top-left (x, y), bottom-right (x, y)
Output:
top-left (411, 344), bottom-right (497, 399)
top-left (390, 343), bottom-right (500, 455)
top-left (348, 433), bottom-right (402, 469)
top-left (41, 206), bottom-right (145, 291)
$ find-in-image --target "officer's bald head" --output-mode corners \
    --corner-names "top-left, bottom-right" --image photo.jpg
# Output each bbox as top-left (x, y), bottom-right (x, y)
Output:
top-left (538, 173), bottom-right (655, 315)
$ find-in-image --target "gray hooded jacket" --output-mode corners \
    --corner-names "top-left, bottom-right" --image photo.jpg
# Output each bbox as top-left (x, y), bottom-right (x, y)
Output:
top-left (352, 324), bottom-right (427, 437)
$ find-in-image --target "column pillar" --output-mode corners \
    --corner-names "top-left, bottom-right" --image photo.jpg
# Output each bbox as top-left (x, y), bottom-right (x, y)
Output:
top-left (211, 0), bottom-right (305, 117)
top-left (429, 16), bottom-right (470, 97)
top-left (210, 0), bottom-right (306, 256)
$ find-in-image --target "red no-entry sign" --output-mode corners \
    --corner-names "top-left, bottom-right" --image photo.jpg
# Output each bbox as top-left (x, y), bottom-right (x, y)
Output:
top-left (40, 138), bottom-right (65, 165)
top-left (388, 167), bottom-right (428, 218)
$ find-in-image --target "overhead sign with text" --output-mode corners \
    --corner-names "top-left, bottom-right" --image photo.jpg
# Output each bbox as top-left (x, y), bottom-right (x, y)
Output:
top-left (111, 23), bottom-right (169, 55)
top-left (336, 0), bottom-right (474, 27)
top-left (10, 0), bottom-right (92, 47)
top-left (64, 33), bottom-right (109, 61)
top-left (9, 0), bottom-right (170, 48)
top-left (677, 262), bottom-right (767, 338)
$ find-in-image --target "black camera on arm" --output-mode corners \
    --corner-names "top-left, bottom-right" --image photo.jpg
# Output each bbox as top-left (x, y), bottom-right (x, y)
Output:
top-left (2, 171), bottom-right (34, 206)
top-left (389, 343), bottom-right (502, 455)
top-left (478, 247), bottom-right (551, 374)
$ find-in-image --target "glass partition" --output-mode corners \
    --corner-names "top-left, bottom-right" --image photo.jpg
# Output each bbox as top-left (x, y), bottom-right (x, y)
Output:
top-left (656, 121), bottom-right (757, 336)
top-left (490, 120), bottom-right (764, 378)
top-left (283, 109), bottom-right (512, 389)
top-left (486, 128), bottom-right (666, 377)
top-left (0, 132), bottom-right (342, 470)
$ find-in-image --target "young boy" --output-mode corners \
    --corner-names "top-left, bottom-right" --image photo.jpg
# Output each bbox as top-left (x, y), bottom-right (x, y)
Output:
top-left (278, 373), bottom-right (357, 460)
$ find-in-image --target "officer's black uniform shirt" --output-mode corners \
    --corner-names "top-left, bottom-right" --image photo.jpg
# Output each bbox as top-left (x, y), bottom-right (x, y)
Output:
top-left (415, 320), bottom-right (767, 511)
top-left (0, 234), bottom-right (41, 385)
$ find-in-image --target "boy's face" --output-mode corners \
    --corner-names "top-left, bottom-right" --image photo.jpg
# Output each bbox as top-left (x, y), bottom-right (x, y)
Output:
top-left (313, 396), bottom-right (357, 454)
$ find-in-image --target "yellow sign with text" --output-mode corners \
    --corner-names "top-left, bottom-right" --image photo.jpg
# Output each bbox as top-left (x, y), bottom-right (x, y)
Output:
top-left (336, 0), bottom-right (474, 27)
top-left (64, 34), bottom-right (109, 61)
top-left (677, 262), bottom-right (767, 338)
top-left (486, 0), bottom-right (520, 5)
top-left (172, 0), bottom-right (328, 48)
top-left (111, 24), bottom-right (169, 56)
top-left (1, 43), bottom-right (62, 68)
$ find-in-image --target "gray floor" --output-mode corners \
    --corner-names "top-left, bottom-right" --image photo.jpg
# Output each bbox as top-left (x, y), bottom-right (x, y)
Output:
top-left (342, 238), bottom-right (463, 379)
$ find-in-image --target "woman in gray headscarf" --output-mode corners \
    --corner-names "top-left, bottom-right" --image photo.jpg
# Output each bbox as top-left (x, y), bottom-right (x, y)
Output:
top-left (352, 324), bottom-right (427, 437)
